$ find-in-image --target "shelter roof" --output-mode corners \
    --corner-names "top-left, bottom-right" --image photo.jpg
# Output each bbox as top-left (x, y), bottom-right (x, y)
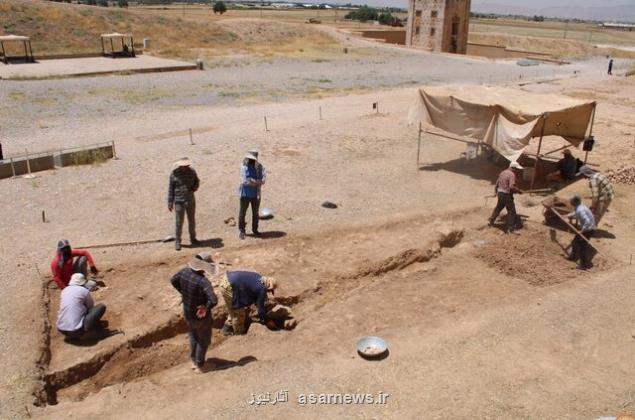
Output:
top-left (100, 33), bottom-right (133, 39)
top-left (0, 34), bottom-right (30, 42)
top-left (421, 85), bottom-right (594, 117)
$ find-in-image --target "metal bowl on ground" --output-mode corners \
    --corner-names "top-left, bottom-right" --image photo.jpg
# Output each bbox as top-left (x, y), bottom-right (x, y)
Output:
top-left (259, 208), bottom-right (274, 220)
top-left (356, 336), bottom-right (388, 360)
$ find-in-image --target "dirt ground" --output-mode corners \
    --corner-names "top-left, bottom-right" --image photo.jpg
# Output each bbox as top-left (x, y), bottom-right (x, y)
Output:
top-left (1, 26), bottom-right (635, 419)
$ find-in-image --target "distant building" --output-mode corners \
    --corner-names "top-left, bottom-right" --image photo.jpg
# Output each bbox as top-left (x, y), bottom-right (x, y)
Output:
top-left (406, 0), bottom-right (471, 54)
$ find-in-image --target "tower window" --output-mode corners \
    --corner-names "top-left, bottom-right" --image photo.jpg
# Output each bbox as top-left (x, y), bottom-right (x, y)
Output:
top-left (430, 27), bottom-right (436, 36)
top-left (415, 10), bottom-right (422, 17)
top-left (431, 10), bottom-right (438, 18)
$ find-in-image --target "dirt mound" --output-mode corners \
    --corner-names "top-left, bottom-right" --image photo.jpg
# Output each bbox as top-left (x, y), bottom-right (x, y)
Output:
top-left (606, 164), bottom-right (635, 185)
top-left (475, 225), bottom-right (610, 286)
top-left (0, 0), bottom-right (235, 57)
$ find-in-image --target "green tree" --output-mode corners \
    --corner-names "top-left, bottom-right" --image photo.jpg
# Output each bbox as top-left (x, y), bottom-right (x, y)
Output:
top-left (97, 0), bottom-right (109, 6)
top-left (117, 0), bottom-right (129, 7)
top-left (377, 12), bottom-right (394, 25)
top-left (213, 1), bottom-right (227, 14)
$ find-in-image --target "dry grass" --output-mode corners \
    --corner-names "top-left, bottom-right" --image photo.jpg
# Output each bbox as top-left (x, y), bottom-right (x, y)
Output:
top-left (0, 0), bottom-right (341, 60)
top-left (469, 32), bottom-right (635, 60)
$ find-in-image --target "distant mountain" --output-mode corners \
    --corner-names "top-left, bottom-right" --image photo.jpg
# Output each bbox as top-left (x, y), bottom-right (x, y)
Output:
top-left (471, 2), bottom-right (635, 22)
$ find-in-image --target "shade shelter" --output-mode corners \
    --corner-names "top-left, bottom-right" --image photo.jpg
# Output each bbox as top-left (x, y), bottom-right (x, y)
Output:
top-left (0, 35), bottom-right (35, 64)
top-left (100, 33), bottom-right (136, 58)
top-left (409, 85), bottom-right (597, 189)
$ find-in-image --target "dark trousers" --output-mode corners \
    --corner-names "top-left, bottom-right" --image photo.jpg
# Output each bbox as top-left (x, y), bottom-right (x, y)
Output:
top-left (60, 303), bottom-right (106, 339)
top-left (186, 316), bottom-right (212, 367)
top-left (489, 192), bottom-right (517, 232)
top-left (238, 196), bottom-right (260, 234)
top-left (570, 230), bottom-right (595, 269)
top-left (72, 256), bottom-right (88, 277)
top-left (175, 198), bottom-right (196, 244)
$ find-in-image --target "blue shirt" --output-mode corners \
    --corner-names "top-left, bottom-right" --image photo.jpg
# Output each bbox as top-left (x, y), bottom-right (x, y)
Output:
top-left (567, 204), bottom-right (596, 232)
top-left (226, 271), bottom-right (268, 320)
top-left (239, 163), bottom-right (263, 198)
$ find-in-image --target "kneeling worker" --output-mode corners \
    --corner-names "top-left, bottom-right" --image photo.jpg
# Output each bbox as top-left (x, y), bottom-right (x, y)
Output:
top-left (220, 271), bottom-right (277, 335)
top-left (57, 273), bottom-right (107, 341)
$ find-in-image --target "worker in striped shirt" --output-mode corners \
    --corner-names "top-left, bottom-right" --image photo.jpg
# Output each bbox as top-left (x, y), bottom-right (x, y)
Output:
top-left (578, 165), bottom-right (614, 224)
top-left (567, 195), bottom-right (596, 270)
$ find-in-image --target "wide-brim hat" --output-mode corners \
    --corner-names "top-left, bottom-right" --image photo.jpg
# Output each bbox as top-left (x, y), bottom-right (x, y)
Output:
top-left (69, 273), bottom-right (87, 287)
top-left (244, 152), bottom-right (258, 162)
top-left (509, 161), bottom-right (523, 170)
top-left (248, 149), bottom-right (259, 158)
top-left (576, 165), bottom-right (595, 177)
top-left (262, 276), bottom-right (277, 295)
top-left (174, 157), bottom-right (191, 168)
top-left (188, 252), bottom-right (217, 275)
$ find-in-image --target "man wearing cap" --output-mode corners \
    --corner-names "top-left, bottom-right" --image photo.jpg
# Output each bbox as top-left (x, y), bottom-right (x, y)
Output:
top-left (547, 149), bottom-right (580, 182)
top-left (578, 165), bottom-right (614, 224)
top-left (219, 271), bottom-right (277, 335)
top-left (489, 162), bottom-right (523, 233)
top-left (57, 273), bottom-right (107, 341)
top-left (238, 151), bottom-right (266, 240)
top-left (170, 253), bottom-right (218, 372)
top-left (168, 157), bottom-right (200, 251)
top-left (50, 239), bottom-right (98, 290)
top-left (567, 195), bottom-right (596, 270)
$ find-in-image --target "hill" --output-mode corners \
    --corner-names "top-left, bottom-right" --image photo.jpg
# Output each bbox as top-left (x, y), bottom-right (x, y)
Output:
top-left (0, 0), bottom-right (338, 60)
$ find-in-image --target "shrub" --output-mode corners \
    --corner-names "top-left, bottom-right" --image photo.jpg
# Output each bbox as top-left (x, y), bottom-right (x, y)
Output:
top-left (213, 1), bottom-right (227, 14)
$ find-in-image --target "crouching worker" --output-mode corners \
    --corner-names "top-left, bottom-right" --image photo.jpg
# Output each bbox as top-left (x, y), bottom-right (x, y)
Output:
top-left (51, 239), bottom-right (98, 290)
top-left (170, 253), bottom-right (218, 373)
top-left (220, 271), bottom-right (277, 335)
top-left (57, 274), bottom-right (107, 341)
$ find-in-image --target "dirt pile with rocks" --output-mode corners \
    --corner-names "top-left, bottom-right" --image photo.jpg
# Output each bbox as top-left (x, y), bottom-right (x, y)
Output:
top-left (606, 164), bottom-right (635, 185)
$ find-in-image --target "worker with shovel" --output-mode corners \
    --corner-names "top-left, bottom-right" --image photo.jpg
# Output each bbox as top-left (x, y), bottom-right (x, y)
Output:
top-left (566, 195), bottom-right (596, 270)
top-left (578, 165), bottom-right (614, 225)
top-left (489, 161), bottom-right (523, 234)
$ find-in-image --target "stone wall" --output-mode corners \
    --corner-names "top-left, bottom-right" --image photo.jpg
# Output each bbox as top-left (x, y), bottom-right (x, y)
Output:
top-left (406, 0), bottom-right (470, 54)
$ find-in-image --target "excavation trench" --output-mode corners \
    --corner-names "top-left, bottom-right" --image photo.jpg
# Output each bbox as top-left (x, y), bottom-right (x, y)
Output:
top-left (38, 228), bottom-right (464, 405)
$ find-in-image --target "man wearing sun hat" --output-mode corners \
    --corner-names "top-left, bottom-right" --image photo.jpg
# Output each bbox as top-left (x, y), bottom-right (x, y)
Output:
top-left (170, 252), bottom-right (218, 372)
top-left (57, 273), bottom-right (107, 341)
top-left (219, 270), bottom-right (277, 335)
top-left (167, 157), bottom-right (200, 251)
top-left (489, 161), bottom-right (523, 233)
top-left (238, 151), bottom-right (266, 240)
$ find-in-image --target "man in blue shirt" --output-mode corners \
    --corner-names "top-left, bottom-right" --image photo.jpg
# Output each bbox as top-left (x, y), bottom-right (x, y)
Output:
top-left (219, 270), bottom-right (277, 335)
top-left (238, 151), bottom-right (265, 240)
top-left (567, 195), bottom-right (596, 270)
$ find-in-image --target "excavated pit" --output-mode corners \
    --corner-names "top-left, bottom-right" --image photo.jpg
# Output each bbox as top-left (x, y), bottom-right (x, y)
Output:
top-left (37, 226), bottom-right (465, 405)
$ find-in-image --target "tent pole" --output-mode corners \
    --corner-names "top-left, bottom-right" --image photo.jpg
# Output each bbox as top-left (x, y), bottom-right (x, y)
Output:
top-left (584, 103), bottom-right (596, 164)
top-left (530, 114), bottom-right (547, 193)
top-left (416, 122), bottom-right (422, 172)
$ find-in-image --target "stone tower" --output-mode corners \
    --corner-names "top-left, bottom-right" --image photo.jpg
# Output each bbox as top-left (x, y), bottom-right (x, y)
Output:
top-left (406, 0), bottom-right (471, 54)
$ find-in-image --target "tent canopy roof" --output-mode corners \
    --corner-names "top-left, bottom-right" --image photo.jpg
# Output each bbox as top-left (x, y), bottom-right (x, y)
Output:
top-left (421, 85), bottom-right (593, 118)
top-left (0, 34), bottom-right (30, 42)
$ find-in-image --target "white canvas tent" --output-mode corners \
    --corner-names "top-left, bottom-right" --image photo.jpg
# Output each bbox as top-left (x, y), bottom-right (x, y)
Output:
top-left (408, 85), bottom-right (596, 164)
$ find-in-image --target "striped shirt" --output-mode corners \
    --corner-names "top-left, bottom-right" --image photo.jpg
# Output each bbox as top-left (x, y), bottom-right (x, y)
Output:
top-left (589, 173), bottom-right (614, 204)
top-left (167, 167), bottom-right (199, 205)
top-left (568, 204), bottom-right (596, 232)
